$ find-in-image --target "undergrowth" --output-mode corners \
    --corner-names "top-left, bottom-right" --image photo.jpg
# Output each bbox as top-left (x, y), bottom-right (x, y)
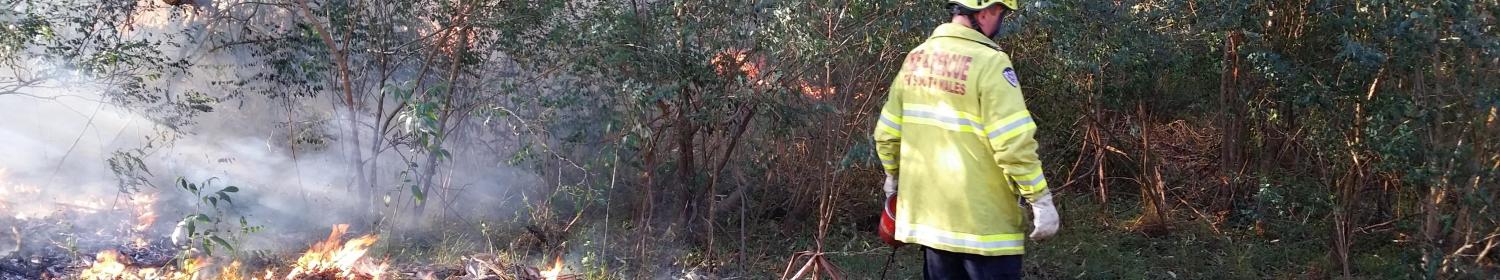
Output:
top-left (362, 189), bottom-right (1420, 279)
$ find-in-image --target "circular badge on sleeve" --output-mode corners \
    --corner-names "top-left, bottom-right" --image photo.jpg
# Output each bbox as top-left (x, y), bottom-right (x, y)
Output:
top-left (1003, 67), bottom-right (1020, 88)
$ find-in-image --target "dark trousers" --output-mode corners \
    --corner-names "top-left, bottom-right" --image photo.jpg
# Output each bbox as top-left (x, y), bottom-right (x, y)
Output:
top-left (922, 247), bottom-right (1024, 280)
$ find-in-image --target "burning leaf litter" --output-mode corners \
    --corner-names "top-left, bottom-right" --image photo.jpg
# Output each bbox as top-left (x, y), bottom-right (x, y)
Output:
top-left (1, 172), bottom-right (577, 280)
top-left (70, 224), bottom-right (388, 280)
top-left (78, 250), bottom-right (211, 280)
top-left (535, 256), bottom-right (567, 280)
top-left (454, 253), bottom-right (576, 280)
top-left (282, 224), bottom-right (387, 280)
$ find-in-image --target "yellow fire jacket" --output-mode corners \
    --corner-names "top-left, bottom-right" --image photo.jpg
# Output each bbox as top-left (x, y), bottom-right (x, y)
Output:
top-left (873, 23), bottom-right (1051, 256)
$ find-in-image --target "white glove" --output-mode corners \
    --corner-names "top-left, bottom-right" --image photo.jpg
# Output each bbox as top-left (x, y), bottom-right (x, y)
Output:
top-left (1028, 192), bottom-right (1060, 240)
top-left (883, 175), bottom-right (898, 198)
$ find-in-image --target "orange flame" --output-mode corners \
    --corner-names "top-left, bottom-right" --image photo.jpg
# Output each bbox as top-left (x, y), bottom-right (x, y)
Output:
top-left (130, 194), bottom-right (158, 232)
top-left (713, 49), bottom-right (760, 80)
top-left (78, 250), bottom-right (210, 280)
top-left (713, 49), bottom-right (837, 100)
top-left (284, 224), bottom-right (387, 279)
top-left (0, 168), bottom-right (44, 220)
top-left (220, 260), bottom-right (244, 280)
top-left (129, 193), bottom-right (158, 248)
top-left (74, 224), bottom-right (387, 279)
top-left (0, 167), bottom-right (132, 221)
top-left (79, 250), bottom-right (130, 280)
top-left (539, 256), bottom-right (564, 280)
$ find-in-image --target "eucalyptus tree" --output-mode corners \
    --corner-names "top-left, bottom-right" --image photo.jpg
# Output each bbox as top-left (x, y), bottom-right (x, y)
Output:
top-left (1, 0), bottom-right (199, 127)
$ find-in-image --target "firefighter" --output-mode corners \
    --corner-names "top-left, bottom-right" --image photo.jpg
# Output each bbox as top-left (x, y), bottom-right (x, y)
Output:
top-left (873, 0), bottom-right (1058, 278)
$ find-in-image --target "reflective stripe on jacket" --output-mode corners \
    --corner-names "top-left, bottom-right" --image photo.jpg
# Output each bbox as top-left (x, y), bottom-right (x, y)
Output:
top-left (872, 23), bottom-right (1050, 256)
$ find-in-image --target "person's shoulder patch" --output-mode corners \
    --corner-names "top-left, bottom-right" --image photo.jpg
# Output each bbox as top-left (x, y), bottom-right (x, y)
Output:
top-left (1003, 67), bottom-right (1019, 87)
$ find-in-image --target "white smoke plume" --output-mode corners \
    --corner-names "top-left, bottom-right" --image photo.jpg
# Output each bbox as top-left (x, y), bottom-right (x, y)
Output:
top-left (0, 0), bottom-right (544, 255)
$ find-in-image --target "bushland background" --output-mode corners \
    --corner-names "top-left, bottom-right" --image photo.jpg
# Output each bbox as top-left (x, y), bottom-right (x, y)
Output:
top-left (0, 0), bottom-right (1495, 278)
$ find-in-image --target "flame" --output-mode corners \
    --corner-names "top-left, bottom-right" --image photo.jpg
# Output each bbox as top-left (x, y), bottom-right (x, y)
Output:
top-left (78, 225), bottom-right (386, 279)
top-left (122, 0), bottom-right (204, 32)
top-left (78, 250), bottom-right (209, 280)
top-left (539, 256), bottom-right (564, 280)
top-left (284, 224), bottom-right (388, 279)
top-left (130, 194), bottom-right (159, 232)
top-left (220, 260), bottom-right (244, 280)
top-left (798, 81), bottom-right (836, 100)
top-left (713, 49), bottom-right (836, 100)
top-left (0, 168), bottom-right (44, 220)
top-left (1488, 106), bottom-right (1496, 125)
top-left (79, 250), bottom-right (130, 280)
top-left (129, 193), bottom-right (158, 248)
top-left (178, 256), bottom-right (213, 278)
top-left (0, 168), bottom-right (132, 221)
top-left (130, 236), bottom-right (150, 249)
top-left (219, 260), bottom-right (281, 280)
top-left (713, 49), bottom-right (760, 80)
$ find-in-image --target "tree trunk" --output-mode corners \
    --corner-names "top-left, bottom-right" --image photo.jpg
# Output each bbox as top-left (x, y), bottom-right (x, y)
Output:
top-left (295, 0), bottom-right (368, 215)
top-left (412, 3), bottom-right (472, 218)
top-left (675, 87), bottom-right (699, 228)
top-left (1219, 31), bottom-right (1247, 215)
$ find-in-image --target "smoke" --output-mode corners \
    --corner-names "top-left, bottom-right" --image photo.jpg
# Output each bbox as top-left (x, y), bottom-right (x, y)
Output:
top-left (0, 0), bottom-right (544, 254)
top-left (0, 82), bottom-right (151, 217)
top-left (1, 74), bottom-right (542, 252)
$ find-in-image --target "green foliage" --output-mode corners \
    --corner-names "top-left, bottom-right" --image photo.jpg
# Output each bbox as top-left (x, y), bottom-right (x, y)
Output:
top-left (488, 0), bottom-right (1493, 276)
top-left (1005, 0), bottom-right (1498, 277)
top-left (173, 177), bottom-right (262, 259)
top-left (3, 0), bottom-right (1492, 277)
top-left (1, 0), bottom-right (199, 127)
top-left (106, 146), bottom-right (156, 193)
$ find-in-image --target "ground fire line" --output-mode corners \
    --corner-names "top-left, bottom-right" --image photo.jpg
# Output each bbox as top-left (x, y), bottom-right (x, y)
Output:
top-left (74, 224), bottom-right (387, 280)
top-left (1, 171), bottom-right (575, 280)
